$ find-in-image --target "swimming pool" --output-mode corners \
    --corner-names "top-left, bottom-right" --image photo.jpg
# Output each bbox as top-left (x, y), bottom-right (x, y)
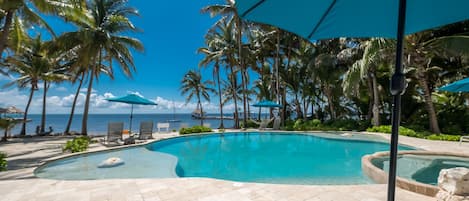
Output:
top-left (35, 132), bottom-right (413, 184)
top-left (372, 154), bottom-right (469, 186)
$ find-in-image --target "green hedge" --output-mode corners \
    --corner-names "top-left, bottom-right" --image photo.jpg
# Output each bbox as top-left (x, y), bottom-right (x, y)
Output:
top-left (179, 126), bottom-right (212, 135)
top-left (63, 136), bottom-right (91, 153)
top-left (367, 125), bottom-right (461, 141)
top-left (0, 152), bottom-right (6, 171)
top-left (285, 119), bottom-right (369, 132)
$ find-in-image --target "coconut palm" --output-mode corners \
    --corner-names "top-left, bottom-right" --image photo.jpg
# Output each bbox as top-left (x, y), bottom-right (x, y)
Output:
top-left (202, 0), bottom-right (249, 127)
top-left (342, 38), bottom-right (394, 126)
top-left (55, 0), bottom-right (144, 135)
top-left (2, 36), bottom-right (57, 135)
top-left (0, 0), bottom-right (84, 57)
top-left (180, 70), bottom-right (214, 126)
top-left (198, 33), bottom-right (225, 128)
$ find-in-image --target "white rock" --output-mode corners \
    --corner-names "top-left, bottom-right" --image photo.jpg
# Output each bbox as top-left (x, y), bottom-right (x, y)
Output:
top-left (436, 191), bottom-right (469, 201)
top-left (98, 157), bottom-right (125, 168)
top-left (438, 167), bottom-right (469, 196)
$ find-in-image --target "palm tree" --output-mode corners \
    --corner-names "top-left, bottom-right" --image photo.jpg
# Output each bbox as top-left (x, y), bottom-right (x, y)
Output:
top-left (2, 36), bottom-right (53, 136)
top-left (55, 0), bottom-right (144, 135)
top-left (342, 38), bottom-right (394, 126)
top-left (202, 0), bottom-right (248, 127)
top-left (198, 33), bottom-right (225, 128)
top-left (0, 0), bottom-right (84, 57)
top-left (180, 70), bottom-right (214, 126)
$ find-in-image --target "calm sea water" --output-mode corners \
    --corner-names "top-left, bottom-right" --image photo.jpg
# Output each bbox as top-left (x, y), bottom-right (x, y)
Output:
top-left (8, 114), bottom-right (238, 136)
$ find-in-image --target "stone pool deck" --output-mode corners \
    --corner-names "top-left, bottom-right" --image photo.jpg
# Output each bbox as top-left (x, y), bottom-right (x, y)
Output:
top-left (1, 131), bottom-right (468, 201)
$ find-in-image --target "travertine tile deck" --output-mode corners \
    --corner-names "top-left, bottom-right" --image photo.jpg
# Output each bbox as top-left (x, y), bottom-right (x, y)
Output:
top-left (1, 130), bottom-right (463, 201)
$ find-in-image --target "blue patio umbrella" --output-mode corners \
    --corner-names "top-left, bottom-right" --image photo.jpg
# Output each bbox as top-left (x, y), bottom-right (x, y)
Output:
top-left (253, 100), bottom-right (282, 119)
top-left (235, 0), bottom-right (469, 200)
top-left (439, 77), bottom-right (469, 92)
top-left (106, 94), bottom-right (157, 133)
top-left (252, 100), bottom-right (282, 108)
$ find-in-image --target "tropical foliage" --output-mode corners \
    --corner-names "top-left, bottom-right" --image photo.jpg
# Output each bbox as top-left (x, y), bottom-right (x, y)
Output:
top-left (0, 0), bottom-right (143, 138)
top-left (196, 3), bottom-right (469, 137)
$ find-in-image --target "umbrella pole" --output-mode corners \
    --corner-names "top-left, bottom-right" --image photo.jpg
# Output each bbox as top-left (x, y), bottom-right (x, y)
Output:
top-left (129, 104), bottom-right (134, 134)
top-left (388, 0), bottom-right (407, 201)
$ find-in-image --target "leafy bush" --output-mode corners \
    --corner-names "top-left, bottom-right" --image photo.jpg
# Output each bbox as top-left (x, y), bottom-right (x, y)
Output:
top-left (0, 152), bottom-right (7, 171)
top-left (366, 125), bottom-right (418, 137)
top-left (425, 134), bottom-right (460, 141)
top-left (63, 136), bottom-right (90, 153)
top-left (179, 126), bottom-right (212, 135)
top-left (240, 120), bottom-right (259, 128)
top-left (309, 119), bottom-right (322, 127)
top-left (293, 119), bottom-right (306, 131)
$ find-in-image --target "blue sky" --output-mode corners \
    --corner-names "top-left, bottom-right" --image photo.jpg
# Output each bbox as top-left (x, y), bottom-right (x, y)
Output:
top-left (0, 0), bottom-right (245, 114)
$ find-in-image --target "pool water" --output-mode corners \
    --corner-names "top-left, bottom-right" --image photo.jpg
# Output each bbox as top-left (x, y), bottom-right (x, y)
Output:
top-left (373, 155), bottom-right (469, 185)
top-left (35, 132), bottom-right (412, 184)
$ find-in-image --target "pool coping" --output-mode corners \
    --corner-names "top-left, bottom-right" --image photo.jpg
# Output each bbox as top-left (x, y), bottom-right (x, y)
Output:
top-left (362, 150), bottom-right (469, 197)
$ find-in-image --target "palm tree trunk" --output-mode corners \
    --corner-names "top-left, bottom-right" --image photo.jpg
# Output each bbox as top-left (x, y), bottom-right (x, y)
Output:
top-left (216, 68), bottom-right (224, 129)
top-left (324, 85), bottom-right (336, 120)
top-left (366, 76), bottom-right (374, 121)
top-left (198, 100), bottom-right (203, 126)
top-left (371, 72), bottom-right (380, 126)
top-left (2, 127), bottom-right (7, 142)
top-left (236, 18), bottom-right (248, 128)
top-left (81, 69), bottom-right (94, 135)
top-left (40, 81), bottom-right (48, 133)
top-left (20, 87), bottom-right (35, 136)
top-left (229, 67), bottom-right (239, 128)
top-left (0, 10), bottom-right (13, 58)
top-left (65, 73), bottom-right (84, 134)
top-left (417, 66), bottom-right (441, 133)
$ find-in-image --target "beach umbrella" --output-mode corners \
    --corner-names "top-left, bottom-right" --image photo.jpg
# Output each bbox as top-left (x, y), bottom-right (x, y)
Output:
top-left (439, 77), bottom-right (469, 92)
top-left (252, 100), bottom-right (282, 108)
top-left (235, 1), bottom-right (469, 200)
top-left (105, 94), bottom-right (157, 133)
top-left (252, 100), bottom-right (282, 120)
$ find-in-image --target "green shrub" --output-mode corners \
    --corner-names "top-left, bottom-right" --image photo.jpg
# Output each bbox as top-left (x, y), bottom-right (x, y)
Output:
top-left (63, 136), bottom-right (90, 153)
top-left (179, 126), bottom-right (212, 135)
top-left (240, 120), bottom-right (259, 128)
top-left (366, 125), bottom-right (418, 137)
top-left (310, 119), bottom-right (321, 127)
top-left (425, 134), bottom-right (460, 141)
top-left (0, 152), bottom-right (7, 171)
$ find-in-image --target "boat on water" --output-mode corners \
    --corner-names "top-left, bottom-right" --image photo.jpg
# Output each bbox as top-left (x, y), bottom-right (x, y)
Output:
top-left (191, 109), bottom-right (205, 119)
top-left (167, 100), bottom-right (181, 122)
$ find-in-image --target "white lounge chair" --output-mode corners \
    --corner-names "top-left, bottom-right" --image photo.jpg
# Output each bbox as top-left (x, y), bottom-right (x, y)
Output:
top-left (157, 122), bottom-right (170, 133)
top-left (460, 136), bottom-right (469, 145)
top-left (104, 122), bottom-right (124, 145)
top-left (273, 118), bottom-right (281, 130)
top-left (138, 121), bottom-right (154, 140)
top-left (258, 118), bottom-right (275, 130)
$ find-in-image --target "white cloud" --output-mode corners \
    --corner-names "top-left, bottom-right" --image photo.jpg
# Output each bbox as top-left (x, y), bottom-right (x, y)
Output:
top-left (0, 88), bottom-right (234, 114)
top-left (55, 86), bottom-right (68, 92)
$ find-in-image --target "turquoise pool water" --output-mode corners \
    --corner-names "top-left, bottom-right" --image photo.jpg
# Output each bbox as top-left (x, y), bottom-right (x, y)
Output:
top-left (35, 132), bottom-right (412, 184)
top-left (373, 155), bottom-right (469, 185)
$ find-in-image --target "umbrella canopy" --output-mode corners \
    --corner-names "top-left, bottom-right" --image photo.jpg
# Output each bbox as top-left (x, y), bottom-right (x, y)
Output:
top-left (105, 94), bottom-right (157, 133)
top-left (106, 94), bottom-right (158, 105)
top-left (235, 1), bottom-right (469, 200)
top-left (439, 77), bottom-right (469, 92)
top-left (252, 100), bottom-right (282, 108)
top-left (236, 0), bottom-right (469, 40)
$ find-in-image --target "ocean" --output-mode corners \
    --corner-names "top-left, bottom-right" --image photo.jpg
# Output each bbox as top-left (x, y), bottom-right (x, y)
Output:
top-left (8, 113), bottom-right (240, 136)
